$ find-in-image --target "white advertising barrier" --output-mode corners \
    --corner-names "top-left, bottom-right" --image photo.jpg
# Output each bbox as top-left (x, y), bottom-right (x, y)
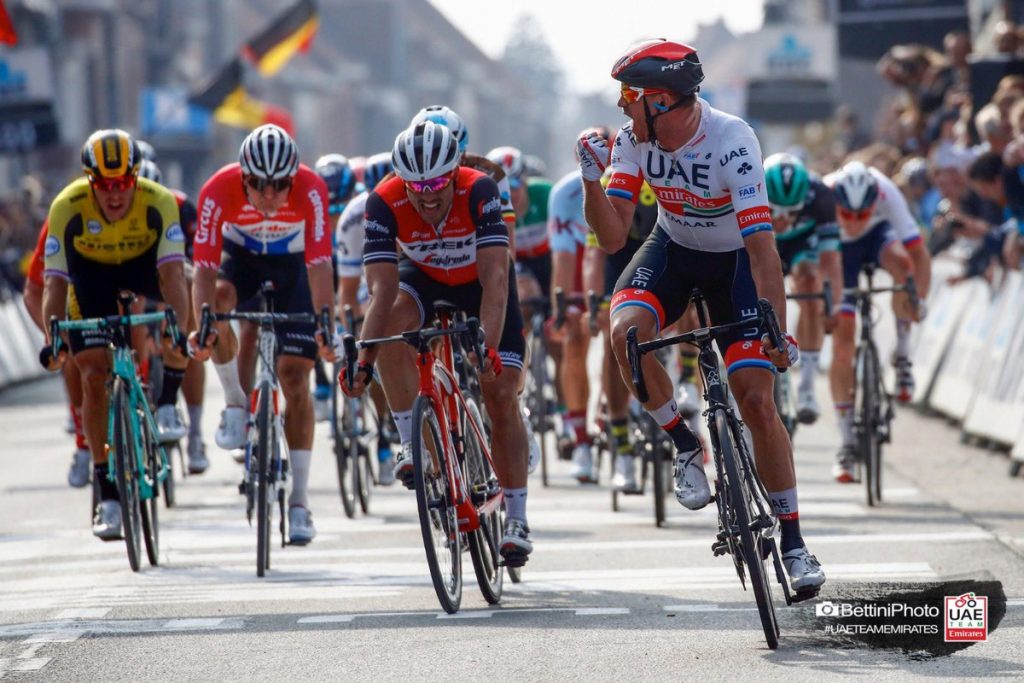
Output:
top-left (962, 271), bottom-right (1024, 443)
top-left (974, 279), bottom-right (1024, 447)
top-left (927, 278), bottom-right (996, 420)
top-left (909, 258), bottom-right (972, 404)
top-left (0, 296), bottom-right (46, 389)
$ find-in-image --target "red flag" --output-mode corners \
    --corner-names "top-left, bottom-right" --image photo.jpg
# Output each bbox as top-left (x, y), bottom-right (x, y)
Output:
top-left (0, 0), bottom-right (18, 46)
top-left (261, 104), bottom-right (294, 136)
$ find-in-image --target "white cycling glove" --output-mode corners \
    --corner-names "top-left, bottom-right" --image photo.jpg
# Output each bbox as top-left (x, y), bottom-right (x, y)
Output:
top-left (575, 129), bottom-right (610, 182)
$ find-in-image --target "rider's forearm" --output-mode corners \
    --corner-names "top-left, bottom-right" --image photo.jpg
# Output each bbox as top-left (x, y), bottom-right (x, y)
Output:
top-left (583, 246), bottom-right (605, 296)
top-left (192, 266), bottom-right (218, 320)
top-left (158, 261), bottom-right (192, 333)
top-left (551, 251), bottom-right (577, 308)
top-left (359, 266), bottom-right (398, 365)
top-left (307, 261), bottom-right (335, 318)
top-left (338, 276), bottom-right (362, 318)
top-left (582, 180), bottom-right (628, 253)
top-left (907, 242), bottom-right (931, 297)
top-left (41, 277), bottom-right (69, 344)
top-left (479, 251), bottom-right (509, 351)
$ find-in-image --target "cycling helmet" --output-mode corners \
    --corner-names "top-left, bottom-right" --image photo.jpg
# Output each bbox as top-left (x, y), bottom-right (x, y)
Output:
top-left (81, 129), bottom-right (142, 179)
top-left (137, 140), bottom-right (157, 162)
top-left (523, 154), bottom-right (548, 178)
top-left (833, 161), bottom-right (879, 212)
top-left (485, 146), bottom-right (526, 184)
top-left (137, 159), bottom-right (163, 184)
top-left (392, 121), bottom-right (460, 182)
top-left (611, 39), bottom-right (704, 96)
top-left (239, 124), bottom-right (299, 180)
top-left (314, 153), bottom-right (357, 207)
top-left (362, 152), bottom-right (393, 191)
top-left (410, 105), bottom-right (469, 154)
top-left (764, 153), bottom-right (810, 208)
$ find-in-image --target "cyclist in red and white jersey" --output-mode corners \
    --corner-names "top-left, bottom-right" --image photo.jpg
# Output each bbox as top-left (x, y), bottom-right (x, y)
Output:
top-left (189, 124), bottom-right (336, 545)
top-left (579, 39), bottom-right (825, 593)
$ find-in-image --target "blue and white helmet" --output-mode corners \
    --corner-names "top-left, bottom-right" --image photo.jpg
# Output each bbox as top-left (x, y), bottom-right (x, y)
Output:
top-left (239, 124), bottom-right (299, 180)
top-left (833, 161), bottom-right (879, 212)
top-left (410, 105), bottom-right (468, 154)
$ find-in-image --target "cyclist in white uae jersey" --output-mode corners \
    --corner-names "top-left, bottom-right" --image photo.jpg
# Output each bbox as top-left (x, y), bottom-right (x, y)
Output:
top-left (578, 39), bottom-right (824, 595)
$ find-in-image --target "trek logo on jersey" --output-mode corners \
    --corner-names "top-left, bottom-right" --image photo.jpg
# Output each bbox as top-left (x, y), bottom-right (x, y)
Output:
top-left (644, 152), bottom-right (710, 191)
top-left (44, 236), bottom-right (60, 257)
top-left (307, 189), bottom-right (326, 243)
top-left (720, 147), bottom-right (749, 166)
top-left (738, 184), bottom-right (757, 199)
top-left (166, 223), bottom-right (185, 242)
top-left (196, 197), bottom-right (220, 246)
top-left (87, 220), bottom-right (102, 235)
top-left (736, 206), bottom-right (771, 228)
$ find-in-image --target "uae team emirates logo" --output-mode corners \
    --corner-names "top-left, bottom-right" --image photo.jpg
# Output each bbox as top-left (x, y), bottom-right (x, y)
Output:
top-left (945, 593), bottom-right (988, 642)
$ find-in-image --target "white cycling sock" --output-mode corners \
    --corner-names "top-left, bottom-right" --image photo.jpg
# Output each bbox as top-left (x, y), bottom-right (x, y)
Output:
top-left (505, 487), bottom-right (528, 523)
top-left (895, 319), bottom-right (911, 359)
top-left (835, 403), bottom-right (854, 447)
top-left (187, 404), bottom-right (203, 439)
top-left (393, 409), bottom-right (413, 446)
top-left (799, 350), bottom-right (820, 392)
top-left (214, 358), bottom-right (247, 406)
top-left (289, 449), bottom-right (312, 508)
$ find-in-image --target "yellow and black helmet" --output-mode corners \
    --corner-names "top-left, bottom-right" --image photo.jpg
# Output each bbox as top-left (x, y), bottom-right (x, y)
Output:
top-left (81, 129), bottom-right (142, 180)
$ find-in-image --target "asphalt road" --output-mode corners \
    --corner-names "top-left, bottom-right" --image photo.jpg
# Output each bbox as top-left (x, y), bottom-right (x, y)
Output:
top-left (1, 372), bottom-right (1023, 681)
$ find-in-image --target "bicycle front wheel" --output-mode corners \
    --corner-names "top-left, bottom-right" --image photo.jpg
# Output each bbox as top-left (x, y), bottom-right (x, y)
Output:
top-left (111, 378), bottom-right (142, 572)
top-left (255, 386), bottom-right (272, 577)
top-left (529, 333), bottom-right (550, 487)
top-left (856, 343), bottom-right (882, 507)
top-left (715, 410), bottom-right (779, 650)
top-left (139, 415), bottom-right (160, 567)
top-left (411, 394), bottom-right (462, 613)
top-left (336, 398), bottom-right (358, 518)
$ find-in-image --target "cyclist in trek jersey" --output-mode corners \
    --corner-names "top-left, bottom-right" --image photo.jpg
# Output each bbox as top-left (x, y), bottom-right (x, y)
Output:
top-left (578, 39), bottom-right (825, 593)
top-left (764, 153), bottom-right (843, 425)
top-left (548, 150), bottom-right (602, 484)
top-left (189, 124), bottom-right (336, 545)
top-left (824, 161), bottom-right (931, 483)
top-left (343, 121), bottom-right (533, 562)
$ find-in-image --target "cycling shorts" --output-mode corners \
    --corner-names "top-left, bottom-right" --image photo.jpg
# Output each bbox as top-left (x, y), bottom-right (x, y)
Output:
top-left (603, 236), bottom-right (645, 297)
top-left (840, 221), bottom-right (896, 316)
top-left (514, 252), bottom-right (552, 299)
top-left (610, 228), bottom-right (774, 376)
top-left (775, 228), bottom-right (820, 276)
top-left (398, 261), bottom-right (526, 372)
top-left (220, 242), bottom-right (318, 360)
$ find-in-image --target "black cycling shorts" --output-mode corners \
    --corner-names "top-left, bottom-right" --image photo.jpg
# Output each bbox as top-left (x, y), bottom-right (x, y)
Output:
top-left (603, 236), bottom-right (644, 297)
top-left (398, 261), bottom-right (526, 372)
top-left (514, 252), bottom-right (552, 299)
top-left (610, 227), bottom-right (774, 376)
top-left (840, 221), bottom-right (896, 316)
top-left (66, 242), bottom-right (165, 353)
top-left (219, 242), bottom-right (317, 360)
top-left (775, 228), bottom-right (820, 277)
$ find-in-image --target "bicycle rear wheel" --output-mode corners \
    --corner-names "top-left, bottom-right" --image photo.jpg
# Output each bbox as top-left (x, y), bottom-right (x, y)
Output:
top-left (716, 410), bottom-right (779, 650)
top-left (112, 379), bottom-right (142, 572)
top-left (857, 343), bottom-right (882, 507)
top-left (161, 442), bottom-right (177, 508)
top-left (255, 386), bottom-right (272, 577)
top-left (357, 444), bottom-right (374, 514)
top-left (139, 416), bottom-right (160, 567)
top-left (336, 398), bottom-right (358, 518)
top-left (463, 398), bottom-right (503, 604)
top-left (411, 394), bottom-right (462, 613)
top-left (529, 333), bottom-right (550, 487)
top-left (652, 441), bottom-right (669, 528)
top-left (869, 345), bottom-right (885, 505)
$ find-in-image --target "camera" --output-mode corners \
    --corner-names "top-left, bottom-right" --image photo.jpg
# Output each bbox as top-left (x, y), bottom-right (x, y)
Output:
top-left (815, 601), bottom-right (837, 617)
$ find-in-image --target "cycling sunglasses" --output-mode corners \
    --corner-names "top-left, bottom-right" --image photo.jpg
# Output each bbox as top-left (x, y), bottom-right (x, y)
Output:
top-left (90, 174), bottom-right (137, 193)
top-left (245, 175), bottom-right (293, 192)
top-left (404, 171), bottom-right (455, 194)
top-left (620, 83), bottom-right (669, 105)
top-left (770, 203), bottom-right (804, 220)
top-left (838, 206), bottom-right (873, 221)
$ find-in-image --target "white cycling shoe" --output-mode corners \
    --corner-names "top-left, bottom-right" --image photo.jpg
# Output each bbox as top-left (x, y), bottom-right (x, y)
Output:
top-left (782, 545), bottom-right (826, 592)
top-left (288, 506), bottom-right (316, 545)
top-left (68, 448), bottom-right (92, 488)
top-left (796, 386), bottom-right (820, 425)
top-left (92, 501), bottom-right (123, 541)
top-left (156, 405), bottom-right (188, 443)
top-left (612, 454), bottom-right (639, 492)
top-left (570, 443), bottom-right (596, 483)
top-left (215, 406), bottom-right (248, 450)
top-left (674, 447), bottom-right (711, 510)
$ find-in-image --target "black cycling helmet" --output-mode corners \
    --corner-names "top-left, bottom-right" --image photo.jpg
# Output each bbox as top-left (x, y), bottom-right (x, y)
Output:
top-left (612, 39), bottom-right (704, 96)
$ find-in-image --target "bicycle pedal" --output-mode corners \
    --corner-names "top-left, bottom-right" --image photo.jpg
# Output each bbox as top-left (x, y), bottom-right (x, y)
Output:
top-left (499, 553), bottom-right (528, 569)
top-left (790, 587), bottom-right (821, 604)
top-left (711, 540), bottom-right (730, 557)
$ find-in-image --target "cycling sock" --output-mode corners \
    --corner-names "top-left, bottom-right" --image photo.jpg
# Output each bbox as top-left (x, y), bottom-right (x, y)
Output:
top-left (504, 487), bottom-right (528, 523)
top-left (768, 487), bottom-right (803, 552)
top-left (214, 358), bottom-right (247, 406)
top-left (611, 417), bottom-right (631, 456)
top-left (895, 318), bottom-right (911, 359)
top-left (565, 409), bottom-right (590, 445)
top-left (649, 400), bottom-right (700, 454)
top-left (157, 367), bottom-right (185, 407)
top-left (72, 406), bottom-right (87, 449)
top-left (288, 449), bottom-right (312, 508)
top-left (835, 403), bottom-right (854, 446)
top-left (95, 464), bottom-right (119, 501)
top-left (393, 409), bottom-right (413, 446)
top-left (679, 352), bottom-right (698, 384)
top-left (799, 350), bottom-right (820, 392)
top-left (187, 404), bottom-right (203, 439)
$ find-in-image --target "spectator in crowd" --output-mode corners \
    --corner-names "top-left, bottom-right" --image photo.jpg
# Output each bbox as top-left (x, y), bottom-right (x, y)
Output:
top-left (994, 20), bottom-right (1019, 56)
top-left (974, 103), bottom-right (1015, 155)
top-left (897, 156), bottom-right (940, 228)
top-left (943, 30), bottom-right (972, 88)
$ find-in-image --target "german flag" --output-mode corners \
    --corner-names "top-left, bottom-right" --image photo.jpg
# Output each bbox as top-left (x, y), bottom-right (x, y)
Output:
top-left (188, 57), bottom-right (294, 135)
top-left (0, 0), bottom-right (18, 46)
top-left (242, 0), bottom-right (318, 77)
top-left (189, 58), bottom-right (245, 111)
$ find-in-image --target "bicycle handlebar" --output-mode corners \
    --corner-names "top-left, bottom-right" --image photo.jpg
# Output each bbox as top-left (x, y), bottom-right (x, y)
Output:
top-left (786, 280), bottom-right (833, 319)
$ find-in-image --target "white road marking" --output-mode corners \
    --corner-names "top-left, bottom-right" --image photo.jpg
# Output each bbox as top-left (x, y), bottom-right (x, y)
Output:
top-left (52, 608), bottom-right (111, 620)
top-left (15, 644), bottom-right (43, 659)
top-left (162, 618), bottom-right (226, 630)
top-left (24, 630), bottom-right (83, 643)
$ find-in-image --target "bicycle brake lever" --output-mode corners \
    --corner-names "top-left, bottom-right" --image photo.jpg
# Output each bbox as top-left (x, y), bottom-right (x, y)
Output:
top-left (757, 298), bottom-right (788, 374)
top-left (342, 334), bottom-right (358, 389)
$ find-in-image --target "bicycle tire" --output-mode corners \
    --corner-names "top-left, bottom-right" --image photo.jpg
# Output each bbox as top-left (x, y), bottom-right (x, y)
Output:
top-left (256, 386), bottom-right (271, 577)
top-left (357, 445), bottom-right (374, 514)
top-left (715, 410), bottom-right (779, 650)
top-left (652, 441), bottom-right (667, 528)
top-left (463, 398), bottom-right (503, 604)
top-left (336, 398), bottom-right (358, 518)
top-left (868, 343), bottom-right (884, 505)
top-left (162, 442), bottom-right (177, 508)
top-left (530, 333), bottom-right (550, 487)
top-left (139, 416), bottom-right (160, 567)
top-left (112, 378), bottom-right (142, 572)
top-left (856, 343), bottom-right (881, 507)
top-left (411, 394), bottom-right (462, 613)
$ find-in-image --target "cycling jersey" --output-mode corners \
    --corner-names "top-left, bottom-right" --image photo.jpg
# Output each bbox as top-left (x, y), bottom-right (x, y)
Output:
top-left (193, 163), bottom-right (331, 270)
top-left (171, 189), bottom-right (198, 260)
top-left (336, 191), bottom-right (369, 278)
top-left (775, 176), bottom-right (840, 273)
top-left (823, 166), bottom-right (922, 247)
top-left (26, 219), bottom-right (47, 288)
top-left (461, 153), bottom-right (516, 230)
top-left (362, 167), bottom-right (508, 286)
top-left (548, 170), bottom-right (588, 253)
top-left (515, 178), bottom-right (553, 259)
top-left (44, 177), bottom-right (185, 281)
top-left (607, 98), bottom-right (772, 253)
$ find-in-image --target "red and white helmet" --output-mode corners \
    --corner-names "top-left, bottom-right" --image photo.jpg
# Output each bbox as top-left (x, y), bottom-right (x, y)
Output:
top-left (611, 39), bottom-right (704, 96)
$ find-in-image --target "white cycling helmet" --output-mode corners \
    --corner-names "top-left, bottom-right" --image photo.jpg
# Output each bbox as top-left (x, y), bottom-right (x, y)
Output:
top-left (833, 160), bottom-right (879, 212)
top-left (239, 124), bottom-right (299, 180)
top-left (137, 159), bottom-right (163, 184)
top-left (391, 121), bottom-right (461, 182)
top-left (410, 105), bottom-right (468, 154)
top-left (485, 146), bottom-right (526, 183)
